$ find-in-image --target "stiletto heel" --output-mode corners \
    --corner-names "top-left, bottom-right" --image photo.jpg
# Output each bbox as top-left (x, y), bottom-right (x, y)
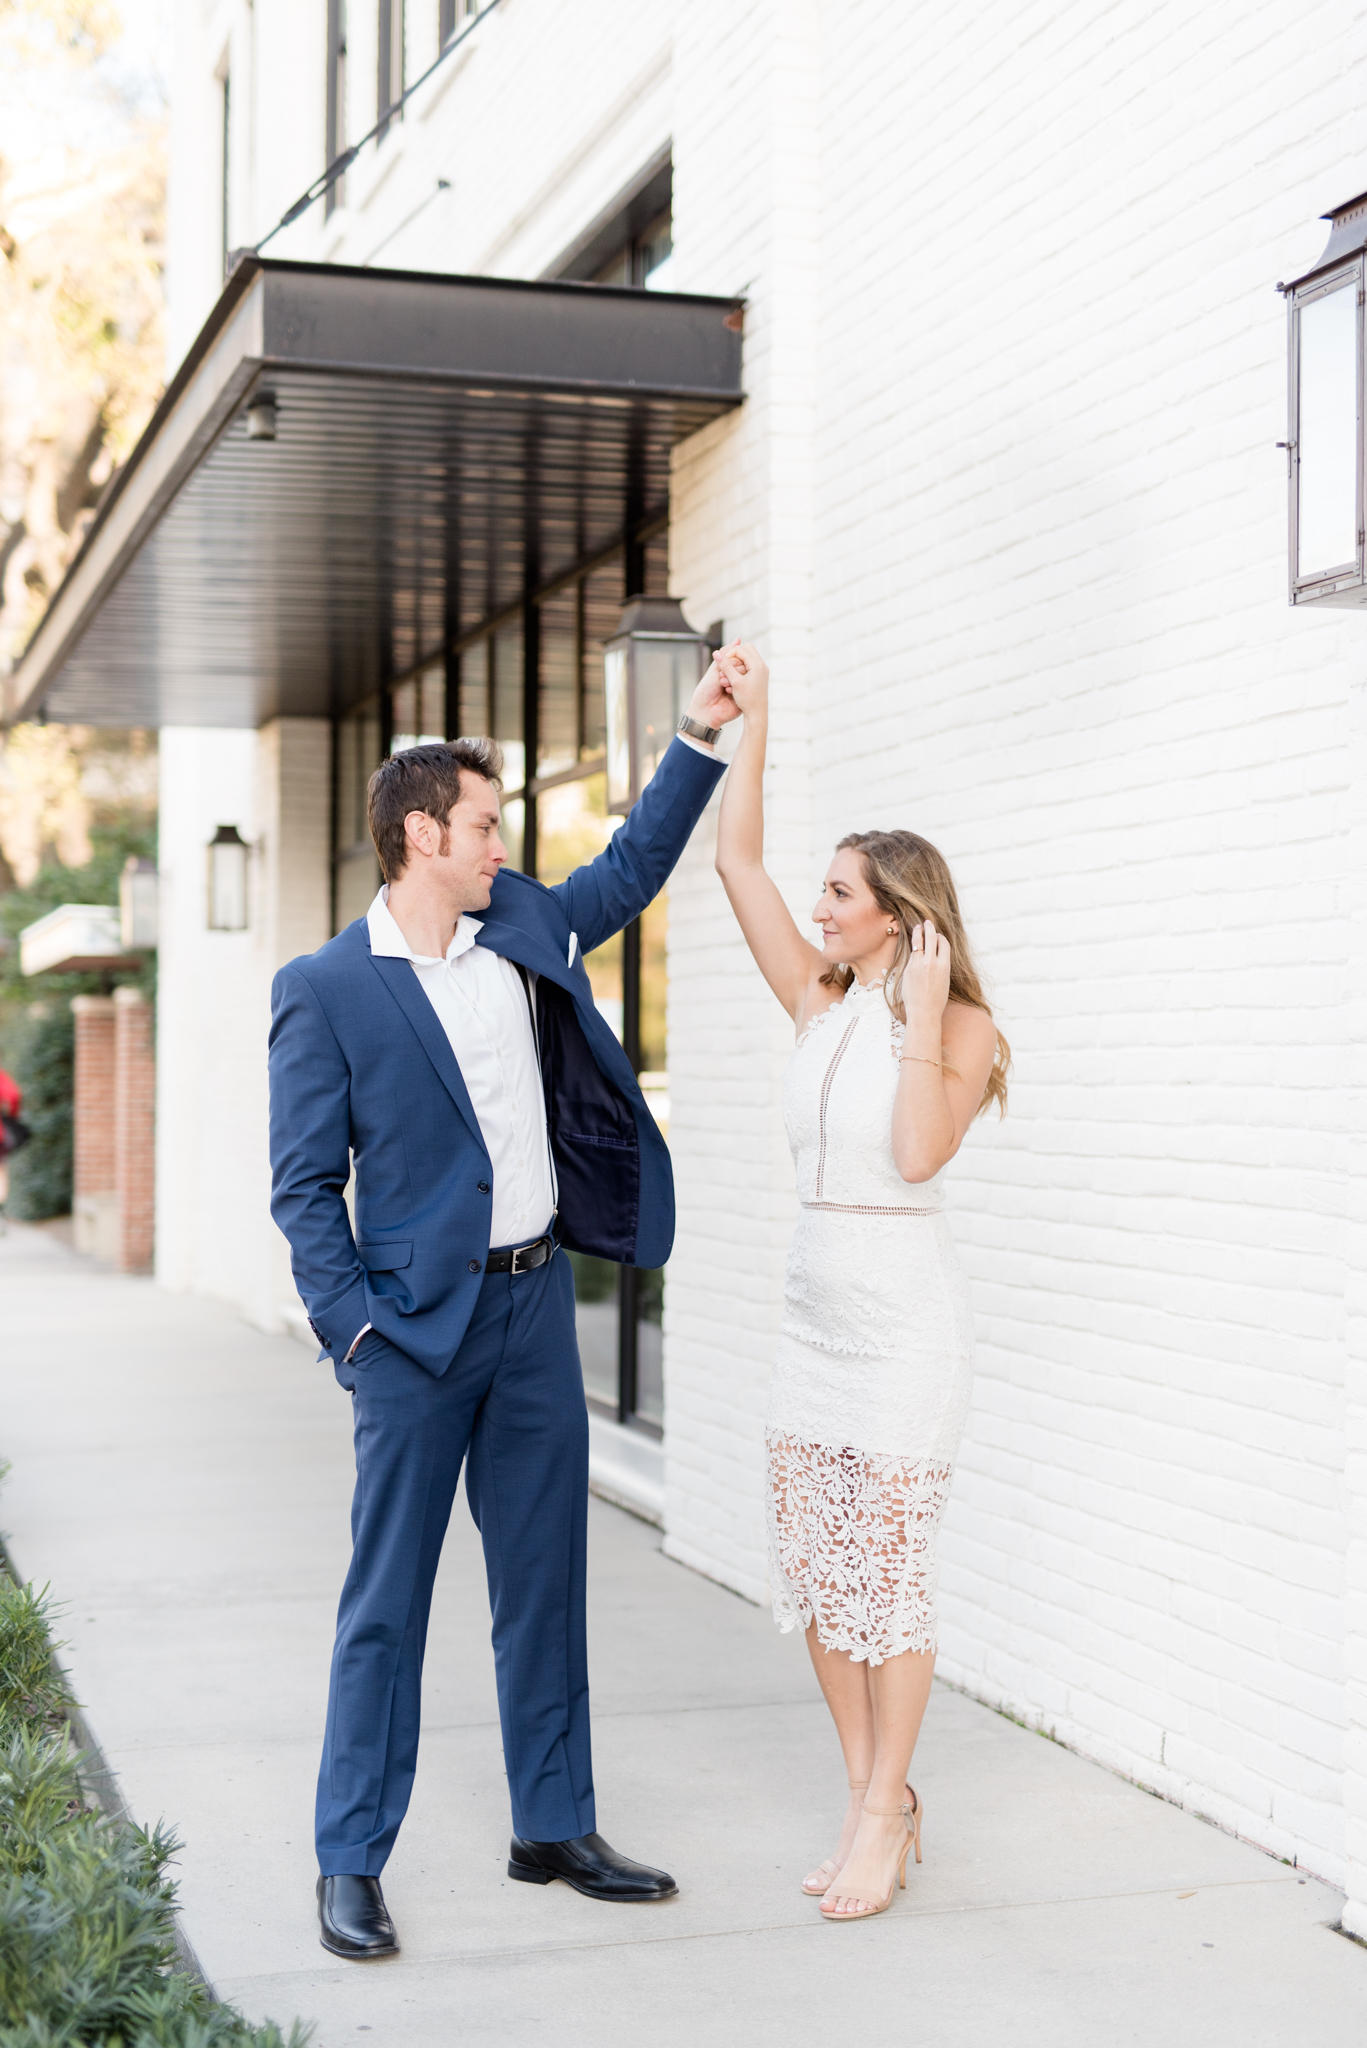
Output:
top-left (819, 1790), bottom-right (922, 1923)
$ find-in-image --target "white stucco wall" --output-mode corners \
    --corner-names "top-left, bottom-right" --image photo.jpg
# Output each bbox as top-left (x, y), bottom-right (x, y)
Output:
top-left (161, 0), bottom-right (1367, 1912)
top-left (155, 720), bottom-right (330, 1330)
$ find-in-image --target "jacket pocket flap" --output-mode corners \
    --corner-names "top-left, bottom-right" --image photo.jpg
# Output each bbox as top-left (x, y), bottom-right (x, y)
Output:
top-left (357, 1240), bottom-right (413, 1270)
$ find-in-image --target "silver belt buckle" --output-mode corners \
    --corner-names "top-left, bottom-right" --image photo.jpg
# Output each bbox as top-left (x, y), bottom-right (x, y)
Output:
top-left (510, 1237), bottom-right (539, 1275)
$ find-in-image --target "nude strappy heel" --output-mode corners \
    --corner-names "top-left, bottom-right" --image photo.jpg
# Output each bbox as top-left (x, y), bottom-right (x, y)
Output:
top-left (801, 1780), bottom-right (869, 1896)
top-left (819, 1788), bottom-right (922, 1922)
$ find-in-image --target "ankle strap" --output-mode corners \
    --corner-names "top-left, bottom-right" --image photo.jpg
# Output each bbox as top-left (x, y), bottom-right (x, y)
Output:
top-left (862, 1798), bottom-right (916, 1820)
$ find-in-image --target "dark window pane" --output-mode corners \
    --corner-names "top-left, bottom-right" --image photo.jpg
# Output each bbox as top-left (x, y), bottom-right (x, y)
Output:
top-left (592, 247), bottom-right (632, 288)
top-left (537, 590), bottom-right (579, 776)
top-left (492, 619), bottom-right (524, 792)
top-left (639, 887), bottom-right (668, 1077)
top-left (567, 1250), bottom-right (618, 1410)
top-left (635, 1265), bottom-right (665, 1429)
top-left (639, 210), bottom-right (673, 292)
top-left (500, 796), bottom-right (525, 873)
top-left (334, 693), bottom-right (382, 933)
top-left (458, 639), bottom-right (489, 738)
top-left (581, 556), bottom-right (624, 755)
top-left (336, 695), bottom-right (380, 852)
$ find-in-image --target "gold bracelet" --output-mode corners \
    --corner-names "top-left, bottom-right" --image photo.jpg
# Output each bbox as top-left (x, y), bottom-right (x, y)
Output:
top-left (899, 1053), bottom-right (941, 1068)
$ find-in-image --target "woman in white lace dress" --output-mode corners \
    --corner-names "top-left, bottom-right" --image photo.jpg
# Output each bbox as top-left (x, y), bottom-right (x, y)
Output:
top-left (711, 642), bottom-right (1009, 1923)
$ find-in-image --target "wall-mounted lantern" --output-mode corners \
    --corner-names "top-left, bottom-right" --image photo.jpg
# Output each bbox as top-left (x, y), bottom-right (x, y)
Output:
top-left (207, 825), bottom-right (249, 930)
top-left (1282, 193), bottom-right (1367, 608)
top-left (120, 857), bottom-right (158, 950)
top-left (603, 596), bottom-right (713, 813)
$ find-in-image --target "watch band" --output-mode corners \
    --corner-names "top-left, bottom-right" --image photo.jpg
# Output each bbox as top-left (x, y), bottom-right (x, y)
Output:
top-left (677, 713), bottom-right (721, 746)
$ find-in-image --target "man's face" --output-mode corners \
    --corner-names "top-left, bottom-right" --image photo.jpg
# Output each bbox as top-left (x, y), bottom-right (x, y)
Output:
top-left (404, 770), bottom-right (508, 911)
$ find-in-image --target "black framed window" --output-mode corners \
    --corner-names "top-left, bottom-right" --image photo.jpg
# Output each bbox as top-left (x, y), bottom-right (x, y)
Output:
top-left (378, 0), bottom-right (405, 142)
top-left (592, 210), bottom-right (673, 292)
top-left (328, 526), bottom-right (673, 1434)
top-left (325, 0), bottom-right (348, 217)
top-left (219, 70), bottom-right (231, 279)
top-left (439, 0), bottom-right (479, 43)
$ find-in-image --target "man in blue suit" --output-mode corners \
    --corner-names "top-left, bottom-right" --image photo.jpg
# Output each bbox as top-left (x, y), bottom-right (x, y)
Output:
top-left (269, 671), bottom-right (732, 1958)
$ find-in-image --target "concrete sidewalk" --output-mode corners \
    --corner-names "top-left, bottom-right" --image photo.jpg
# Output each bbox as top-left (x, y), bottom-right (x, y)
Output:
top-left (2, 1219), bottom-right (1364, 2047)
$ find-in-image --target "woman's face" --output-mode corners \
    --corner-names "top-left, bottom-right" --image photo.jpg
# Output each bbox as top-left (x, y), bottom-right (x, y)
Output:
top-left (812, 848), bottom-right (894, 966)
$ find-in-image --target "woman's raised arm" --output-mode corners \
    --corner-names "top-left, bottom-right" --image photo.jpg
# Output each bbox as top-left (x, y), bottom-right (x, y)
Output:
top-left (713, 645), bottom-right (826, 1024)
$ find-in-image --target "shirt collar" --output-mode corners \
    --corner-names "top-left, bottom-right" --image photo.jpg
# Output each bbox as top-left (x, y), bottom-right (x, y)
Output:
top-left (366, 886), bottom-right (483, 966)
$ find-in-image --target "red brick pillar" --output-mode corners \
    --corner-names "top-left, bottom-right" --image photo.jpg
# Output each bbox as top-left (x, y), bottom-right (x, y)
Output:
top-left (113, 986), bottom-right (155, 1273)
top-left (70, 996), bottom-right (117, 1260)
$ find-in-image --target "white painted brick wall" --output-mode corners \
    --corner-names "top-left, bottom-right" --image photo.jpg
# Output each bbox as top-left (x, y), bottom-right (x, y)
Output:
top-left (164, 0), bottom-right (1367, 1908)
top-left (667, 0), bottom-right (1367, 1901)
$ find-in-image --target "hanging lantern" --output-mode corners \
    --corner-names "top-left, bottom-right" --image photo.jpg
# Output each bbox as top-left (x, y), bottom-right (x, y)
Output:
top-left (1282, 193), bottom-right (1367, 608)
top-left (207, 825), bottom-right (249, 930)
top-left (603, 596), bottom-right (713, 813)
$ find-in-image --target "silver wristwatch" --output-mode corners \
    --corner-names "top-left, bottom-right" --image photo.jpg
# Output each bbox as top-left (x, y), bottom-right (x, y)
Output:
top-left (677, 713), bottom-right (721, 746)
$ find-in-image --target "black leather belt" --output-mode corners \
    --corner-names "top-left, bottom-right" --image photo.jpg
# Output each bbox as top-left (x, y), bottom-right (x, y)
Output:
top-left (484, 1232), bottom-right (556, 1275)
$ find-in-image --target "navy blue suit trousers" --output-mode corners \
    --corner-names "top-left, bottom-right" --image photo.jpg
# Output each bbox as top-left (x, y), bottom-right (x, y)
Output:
top-left (316, 1247), bottom-right (592, 1873)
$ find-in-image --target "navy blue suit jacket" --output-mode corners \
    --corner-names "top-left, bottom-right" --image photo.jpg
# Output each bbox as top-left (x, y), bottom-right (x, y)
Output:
top-left (268, 736), bottom-right (726, 1377)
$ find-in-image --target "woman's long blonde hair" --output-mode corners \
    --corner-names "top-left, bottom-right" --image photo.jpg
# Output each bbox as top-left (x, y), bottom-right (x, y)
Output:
top-left (820, 829), bottom-right (1010, 1118)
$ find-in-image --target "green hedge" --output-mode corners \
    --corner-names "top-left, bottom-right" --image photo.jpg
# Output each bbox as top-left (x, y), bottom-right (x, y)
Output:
top-left (0, 1561), bottom-right (308, 2048)
top-left (0, 822), bottom-right (157, 1225)
top-left (3, 1009), bottom-right (74, 1223)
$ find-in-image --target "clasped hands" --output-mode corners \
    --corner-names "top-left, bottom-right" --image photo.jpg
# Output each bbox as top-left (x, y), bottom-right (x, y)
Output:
top-left (696, 640), bottom-right (769, 727)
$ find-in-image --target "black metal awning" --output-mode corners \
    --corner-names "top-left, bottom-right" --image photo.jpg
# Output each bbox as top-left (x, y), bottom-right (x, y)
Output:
top-left (4, 256), bottom-right (743, 729)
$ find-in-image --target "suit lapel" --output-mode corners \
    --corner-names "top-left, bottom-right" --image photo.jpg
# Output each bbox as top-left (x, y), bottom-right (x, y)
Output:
top-left (367, 950), bottom-right (487, 1154)
top-left (472, 915), bottom-right (576, 998)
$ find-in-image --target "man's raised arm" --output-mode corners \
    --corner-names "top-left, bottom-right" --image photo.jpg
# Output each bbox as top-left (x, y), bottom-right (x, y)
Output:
top-left (553, 657), bottom-right (739, 955)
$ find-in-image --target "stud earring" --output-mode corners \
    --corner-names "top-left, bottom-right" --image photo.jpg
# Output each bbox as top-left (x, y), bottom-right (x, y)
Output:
top-left (887, 924), bottom-right (897, 936)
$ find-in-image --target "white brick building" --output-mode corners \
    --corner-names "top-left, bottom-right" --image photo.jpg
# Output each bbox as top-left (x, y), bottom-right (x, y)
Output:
top-left (10, 0), bottom-right (1367, 1934)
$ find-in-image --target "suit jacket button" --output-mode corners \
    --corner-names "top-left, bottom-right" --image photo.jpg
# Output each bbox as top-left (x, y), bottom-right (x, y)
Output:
top-left (478, 1181), bottom-right (490, 1194)
top-left (469, 1259), bottom-right (481, 1272)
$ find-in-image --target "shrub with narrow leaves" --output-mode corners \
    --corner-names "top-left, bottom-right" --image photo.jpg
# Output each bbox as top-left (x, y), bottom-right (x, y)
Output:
top-left (0, 1557), bottom-right (309, 2047)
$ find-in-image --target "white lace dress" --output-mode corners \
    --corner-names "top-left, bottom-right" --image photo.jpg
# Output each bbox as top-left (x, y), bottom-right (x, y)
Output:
top-left (766, 975), bottom-right (975, 1664)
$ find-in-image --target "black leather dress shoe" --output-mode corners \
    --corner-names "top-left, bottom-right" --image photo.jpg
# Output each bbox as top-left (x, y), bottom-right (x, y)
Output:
top-left (508, 1831), bottom-right (678, 1901)
top-left (317, 1874), bottom-right (400, 1958)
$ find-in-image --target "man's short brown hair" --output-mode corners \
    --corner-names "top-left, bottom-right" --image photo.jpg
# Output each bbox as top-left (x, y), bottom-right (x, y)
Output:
top-left (367, 738), bottom-right (504, 883)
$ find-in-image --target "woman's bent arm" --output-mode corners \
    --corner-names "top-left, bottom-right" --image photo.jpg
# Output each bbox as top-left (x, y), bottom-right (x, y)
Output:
top-left (892, 929), bottom-right (999, 1181)
top-left (713, 647), bottom-right (825, 1023)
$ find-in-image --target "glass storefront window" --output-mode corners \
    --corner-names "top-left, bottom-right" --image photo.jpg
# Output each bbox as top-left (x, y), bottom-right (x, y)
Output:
top-left (334, 694), bottom-right (382, 932)
top-left (537, 588), bottom-right (582, 780)
top-left (566, 1250), bottom-right (618, 1408)
top-left (457, 638), bottom-right (489, 738)
top-left (492, 620), bottom-right (524, 795)
top-left (390, 661), bottom-right (446, 752)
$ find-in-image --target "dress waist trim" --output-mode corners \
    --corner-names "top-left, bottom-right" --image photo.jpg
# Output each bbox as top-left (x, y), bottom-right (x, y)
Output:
top-left (800, 1199), bottom-right (940, 1217)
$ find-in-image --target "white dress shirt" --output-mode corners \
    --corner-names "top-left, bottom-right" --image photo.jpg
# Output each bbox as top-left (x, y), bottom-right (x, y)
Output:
top-left (344, 889), bottom-right (557, 1361)
top-left (367, 886), bottom-right (555, 1248)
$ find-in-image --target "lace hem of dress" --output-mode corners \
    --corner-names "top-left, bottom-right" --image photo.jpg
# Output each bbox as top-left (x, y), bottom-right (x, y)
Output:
top-left (765, 1431), bottom-right (953, 1665)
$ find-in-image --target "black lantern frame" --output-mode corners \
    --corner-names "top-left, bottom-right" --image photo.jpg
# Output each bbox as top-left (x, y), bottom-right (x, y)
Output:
top-left (603, 596), bottom-right (713, 812)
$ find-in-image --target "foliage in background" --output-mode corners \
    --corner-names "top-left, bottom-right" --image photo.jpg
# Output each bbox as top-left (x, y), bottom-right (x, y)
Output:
top-left (0, 1525), bottom-right (309, 2047)
top-left (0, 811), bottom-right (155, 1218)
top-left (1, 1005), bottom-right (72, 1220)
top-left (0, 725), bottom-right (157, 893)
top-left (0, 0), bottom-right (166, 674)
